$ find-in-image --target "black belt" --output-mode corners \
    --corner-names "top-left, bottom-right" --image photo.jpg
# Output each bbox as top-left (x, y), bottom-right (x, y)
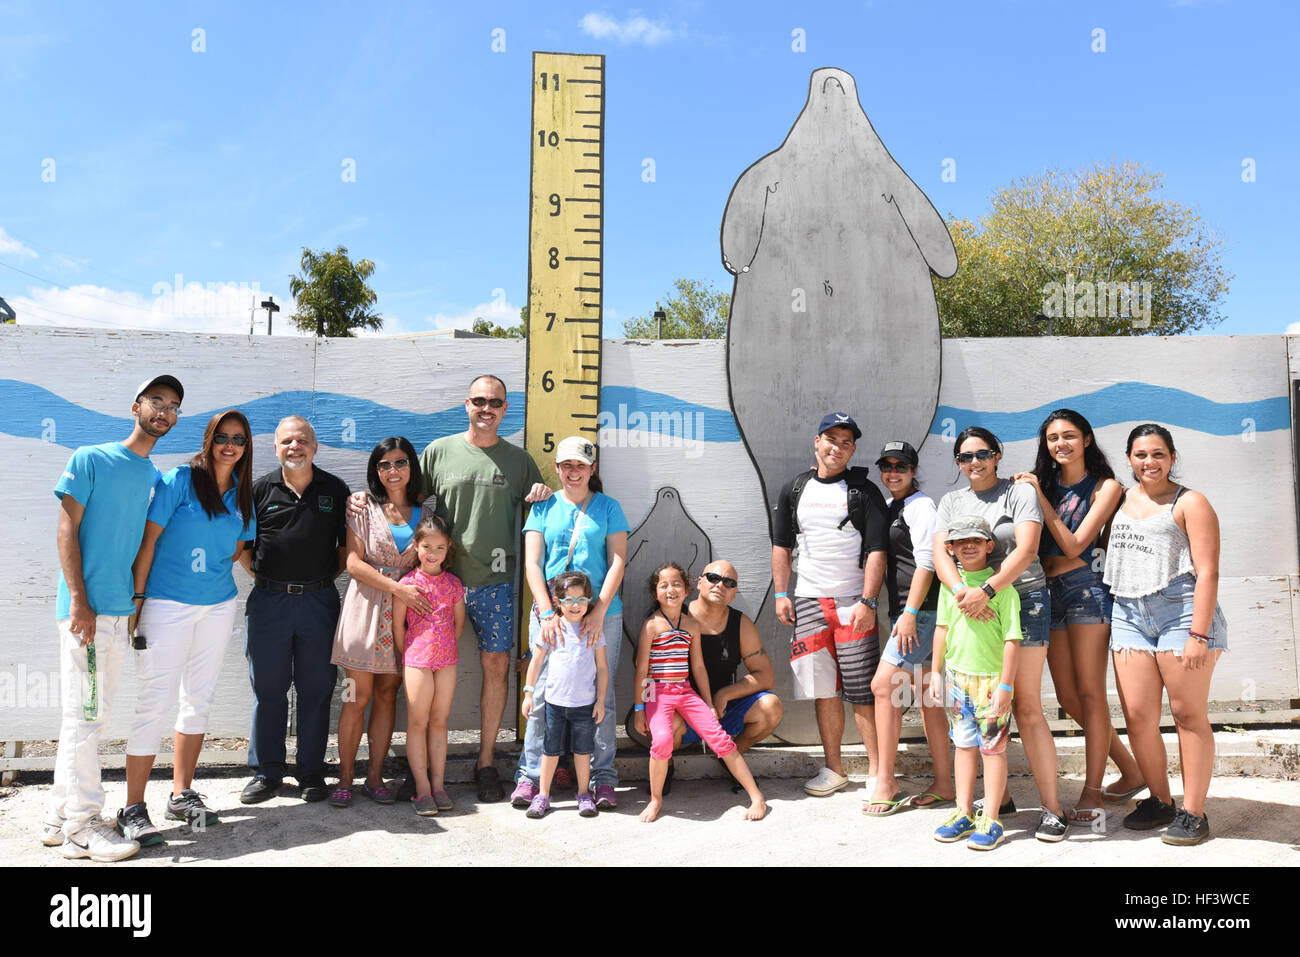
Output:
top-left (255, 576), bottom-right (331, 595)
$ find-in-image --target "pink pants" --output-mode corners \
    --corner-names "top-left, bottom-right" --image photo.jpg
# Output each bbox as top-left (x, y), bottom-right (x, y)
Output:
top-left (647, 681), bottom-right (737, 761)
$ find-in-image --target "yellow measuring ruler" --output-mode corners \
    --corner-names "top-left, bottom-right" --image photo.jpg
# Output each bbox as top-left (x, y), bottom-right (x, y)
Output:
top-left (525, 51), bottom-right (604, 485)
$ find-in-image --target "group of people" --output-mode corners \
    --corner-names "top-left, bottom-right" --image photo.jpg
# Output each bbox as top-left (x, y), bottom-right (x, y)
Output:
top-left (40, 370), bottom-right (1227, 861)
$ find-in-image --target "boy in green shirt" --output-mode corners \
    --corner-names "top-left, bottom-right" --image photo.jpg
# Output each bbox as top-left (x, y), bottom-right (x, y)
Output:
top-left (927, 515), bottom-right (1021, 851)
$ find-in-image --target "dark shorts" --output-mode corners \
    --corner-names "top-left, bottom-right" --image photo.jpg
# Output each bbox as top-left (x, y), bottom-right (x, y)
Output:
top-left (680, 690), bottom-right (773, 746)
top-left (1048, 565), bottom-right (1113, 630)
top-left (543, 701), bottom-right (596, 756)
top-left (1016, 585), bottom-right (1051, 648)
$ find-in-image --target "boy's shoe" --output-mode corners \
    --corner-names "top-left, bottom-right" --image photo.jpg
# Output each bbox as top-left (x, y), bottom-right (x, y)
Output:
top-left (973, 794), bottom-right (1017, 817)
top-left (412, 795), bottom-right (438, 817)
top-left (525, 794), bottom-right (551, 819)
top-left (1161, 808), bottom-right (1211, 846)
top-left (933, 810), bottom-right (977, 843)
top-left (60, 815), bottom-right (139, 863)
top-left (1035, 809), bottom-right (1068, 842)
top-left (40, 815), bottom-right (66, 847)
top-left (577, 793), bottom-right (598, 817)
top-left (510, 778), bottom-right (538, 809)
top-left (1123, 795), bottom-right (1177, 831)
top-left (166, 789), bottom-right (219, 828)
top-left (593, 784), bottom-right (618, 809)
top-left (967, 815), bottom-right (1006, 851)
top-left (116, 802), bottom-right (164, 846)
top-left (804, 767), bottom-right (850, 797)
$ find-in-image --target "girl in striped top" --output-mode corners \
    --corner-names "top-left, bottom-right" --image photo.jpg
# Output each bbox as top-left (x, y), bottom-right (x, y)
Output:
top-left (633, 562), bottom-right (767, 823)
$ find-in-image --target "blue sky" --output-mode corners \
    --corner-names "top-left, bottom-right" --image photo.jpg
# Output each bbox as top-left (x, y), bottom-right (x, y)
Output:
top-left (2, 0), bottom-right (1297, 337)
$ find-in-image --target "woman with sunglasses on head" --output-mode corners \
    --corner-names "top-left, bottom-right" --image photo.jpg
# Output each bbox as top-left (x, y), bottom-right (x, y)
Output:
top-left (863, 441), bottom-right (953, 816)
top-left (1013, 410), bottom-right (1145, 827)
top-left (511, 436), bottom-right (628, 812)
top-left (931, 427), bottom-right (1068, 842)
top-left (1101, 424), bottom-right (1226, 845)
top-left (119, 411), bottom-right (256, 845)
top-left (329, 437), bottom-right (428, 808)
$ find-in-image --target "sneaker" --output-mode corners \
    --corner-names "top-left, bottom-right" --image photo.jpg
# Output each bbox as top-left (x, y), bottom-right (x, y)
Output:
top-left (593, 784), bottom-right (618, 809)
top-left (329, 786), bottom-right (353, 808)
top-left (933, 810), bottom-right (977, 843)
top-left (412, 795), bottom-right (438, 817)
top-left (166, 789), bottom-right (219, 828)
top-left (577, 793), bottom-right (598, 818)
top-left (60, 815), bottom-right (139, 863)
top-left (396, 772), bottom-right (419, 803)
top-left (432, 790), bottom-right (454, 812)
top-left (526, 794), bottom-right (551, 819)
top-left (510, 778), bottom-right (538, 809)
top-left (1162, 808), bottom-right (1211, 846)
top-left (553, 767), bottom-right (575, 792)
top-left (240, 776), bottom-right (283, 805)
top-left (967, 815), bottom-right (1006, 851)
top-left (804, 767), bottom-right (850, 797)
top-left (1124, 795), bottom-right (1177, 831)
top-left (116, 802), bottom-right (164, 847)
top-left (298, 775), bottom-right (329, 803)
top-left (362, 782), bottom-right (396, 805)
top-left (1035, 808), bottom-right (1068, 843)
top-left (973, 794), bottom-right (1017, 817)
top-left (40, 815), bottom-right (66, 847)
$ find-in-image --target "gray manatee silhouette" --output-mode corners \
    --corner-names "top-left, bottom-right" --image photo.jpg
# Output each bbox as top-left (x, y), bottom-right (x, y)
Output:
top-left (721, 67), bottom-right (957, 518)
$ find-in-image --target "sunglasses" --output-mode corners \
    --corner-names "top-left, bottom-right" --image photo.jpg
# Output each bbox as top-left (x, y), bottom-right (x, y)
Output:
top-left (877, 461), bottom-right (913, 473)
top-left (702, 571), bottom-right (738, 588)
top-left (557, 596), bottom-right (591, 606)
top-left (376, 458), bottom-right (410, 472)
top-left (468, 396), bottom-right (506, 409)
top-left (213, 433), bottom-right (247, 447)
top-left (955, 449), bottom-right (997, 464)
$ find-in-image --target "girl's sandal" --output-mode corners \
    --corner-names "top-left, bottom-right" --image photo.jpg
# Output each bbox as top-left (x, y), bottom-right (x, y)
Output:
top-left (862, 794), bottom-right (913, 817)
top-left (1067, 784), bottom-right (1111, 827)
top-left (1101, 781), bottom-right (1148, 803)
top-left (908, 792), bottom-right (955, 809)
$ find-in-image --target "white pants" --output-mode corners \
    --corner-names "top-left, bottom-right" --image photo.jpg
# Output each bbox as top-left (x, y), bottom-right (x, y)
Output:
top-left (126, 597), bottom-right (238, 756)
top-left (49, 615), bottom-right (129, 835)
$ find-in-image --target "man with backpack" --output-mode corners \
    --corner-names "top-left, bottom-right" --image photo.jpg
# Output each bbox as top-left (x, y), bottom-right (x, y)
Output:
top-left (771, 413), bottom-right (890, 797)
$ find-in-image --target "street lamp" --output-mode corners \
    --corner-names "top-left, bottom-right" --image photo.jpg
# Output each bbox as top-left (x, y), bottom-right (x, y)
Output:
top-left (262, 297), bottom-right (280, 336)
top-left (654, 304), bottom-right (666, 339)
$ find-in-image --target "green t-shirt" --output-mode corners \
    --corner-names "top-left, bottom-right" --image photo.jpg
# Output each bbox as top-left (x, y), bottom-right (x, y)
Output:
top-left (935, 565), bottom-right (1021, 675)
top-left (419, 434), bottom-right (544, 588)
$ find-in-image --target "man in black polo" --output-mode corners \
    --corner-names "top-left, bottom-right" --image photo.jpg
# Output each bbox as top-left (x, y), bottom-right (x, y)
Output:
top-left (238, 415), bottom-right (349, 803)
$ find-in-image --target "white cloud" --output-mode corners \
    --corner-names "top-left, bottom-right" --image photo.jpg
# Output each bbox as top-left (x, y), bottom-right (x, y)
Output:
top-left (0, 226), bottom-right (38, 260)
top-left (1285, 322), bottom-right (1300, 335)
top-left (422, 296), bottom-right (520, 332)
top-left (52, 252), bottom-right (87, 273)
top-left (579, 12), bottom-right (674, 46)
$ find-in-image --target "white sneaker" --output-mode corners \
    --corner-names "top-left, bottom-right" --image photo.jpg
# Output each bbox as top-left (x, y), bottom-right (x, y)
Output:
top-left (804, 767), bottom-right (850, 797)
top-left (60, 815), bottom-right (140, 862)
top-left (40, 815), bottom-right (66, 847)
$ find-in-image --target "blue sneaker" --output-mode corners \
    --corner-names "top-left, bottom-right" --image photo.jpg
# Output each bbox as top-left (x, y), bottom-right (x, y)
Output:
top-left (933, 810), bottom-right (977, 843)
top-left (967, 814), bottom-right (1005, 851)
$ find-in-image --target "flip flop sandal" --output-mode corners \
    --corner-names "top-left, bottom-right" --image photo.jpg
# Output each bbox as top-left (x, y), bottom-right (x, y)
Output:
top-left (907, 792), bottom-right (955, 809)
top-left (1101, 783), bottom-right (1148, 802)
top-left (475, 765), bottom-right (504, 803)
top-left (861, 794), bottom-right (912, 817)
top-left (1067, 805), bottom-right (1112, 827)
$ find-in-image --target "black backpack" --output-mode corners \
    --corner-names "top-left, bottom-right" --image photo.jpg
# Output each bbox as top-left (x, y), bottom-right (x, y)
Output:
top-left (781, 466), bottom-right (878, 569)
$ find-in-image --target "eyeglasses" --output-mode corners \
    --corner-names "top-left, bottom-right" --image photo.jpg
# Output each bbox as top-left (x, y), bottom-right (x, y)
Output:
top-left (376, 458), bottom-right (410, 472)
top-left (141, 395), bottom-right (182, 415)
top-left (468, 396), bottom-right (506, 409)
top-left (213, 433), bottom-right (247, 447)
top-left (955, 449), bottom-right (997, 464)
top-left (702, 571), bottom-right (738, 588)
top-left (557, 596), bottom-right (591, 606)
top-left (877, 461), bottom-right (913, 473)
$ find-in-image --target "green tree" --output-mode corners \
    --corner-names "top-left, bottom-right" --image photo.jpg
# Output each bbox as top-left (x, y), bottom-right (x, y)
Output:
top-left (471, 306), bottom-right (527, 338)
top-left (288, 245), bottom-right (382, 337)
top-left (935, 161), bottom-right (1231, 337)
top-left (621, 278), bottom-right (731, 338)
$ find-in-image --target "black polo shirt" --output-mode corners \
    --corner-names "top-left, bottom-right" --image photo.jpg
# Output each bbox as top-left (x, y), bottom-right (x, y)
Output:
top-left (249, 467), bottom-right (349, 583)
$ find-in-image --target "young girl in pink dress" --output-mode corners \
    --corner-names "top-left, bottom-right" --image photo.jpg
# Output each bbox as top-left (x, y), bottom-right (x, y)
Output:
top-left (632, 562), bottom-right (767, 823)
top-left (393, 515), bottom-right (465, 816)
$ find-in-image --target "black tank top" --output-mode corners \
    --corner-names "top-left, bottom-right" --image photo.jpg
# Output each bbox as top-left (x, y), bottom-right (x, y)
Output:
top-left (688, 606), bottom-right (742, 697)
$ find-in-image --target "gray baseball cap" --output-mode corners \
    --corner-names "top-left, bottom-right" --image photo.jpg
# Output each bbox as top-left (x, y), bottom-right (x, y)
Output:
top-left (945, 515), bottom-right (994, 542)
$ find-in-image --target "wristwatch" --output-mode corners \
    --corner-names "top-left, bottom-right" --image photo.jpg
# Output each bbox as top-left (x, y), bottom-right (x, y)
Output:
top-left (981, 583), bottom-right (996, 599)
top-left (858, 596), bottom-right (878, 610)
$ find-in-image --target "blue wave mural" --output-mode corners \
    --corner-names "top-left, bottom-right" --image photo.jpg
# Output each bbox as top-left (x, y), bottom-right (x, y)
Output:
top-left (0, 379), bottom-right (1287, 453)
top-left (929, 382), bottom-right (1289, 442)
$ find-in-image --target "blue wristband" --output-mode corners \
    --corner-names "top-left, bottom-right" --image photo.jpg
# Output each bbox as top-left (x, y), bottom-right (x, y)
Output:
top-left (774, 592), bottom-right (788, 599)
top-left (634, 704), bottom-right (646, 712)
top-left (998, 682), bottom-right (1014, 694)
top-left (904, 605), bottom-right (919, 616)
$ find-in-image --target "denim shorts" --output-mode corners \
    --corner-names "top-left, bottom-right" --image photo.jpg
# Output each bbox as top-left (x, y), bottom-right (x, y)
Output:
top-left (1048, 565), bottom-right (1113, 631)
top-left (1110, 573), bottom-right (1228, 656)
top-left (1016, 585), bottom-right (1050, 648)
top-left (680, 690), bottom-right (773, 746)
top-left (543, 701), bottom-right (596, 756)
top-left (880, 609), bottom-right (938, 667)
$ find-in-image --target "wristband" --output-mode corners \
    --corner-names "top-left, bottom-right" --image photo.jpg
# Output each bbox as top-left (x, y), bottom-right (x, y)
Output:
top-left (634, 704), bottom-right (646, 712)
top-left (538, 609), bottom-right (556, 621)
top-left (523, 684), bottom-right (535, 694)
top-left (998, 682), bottom-right (1014, 694)
top-left (952, 583), bottom-right (966, 594)
top-left (904, 605), bottom-right (919, 616)
top-left (133, 593), bottom-right (145, 600)
top-left (1188, 631), bottom-right (1210, 644)
top-left (774, 592), bottom-right (788, 599)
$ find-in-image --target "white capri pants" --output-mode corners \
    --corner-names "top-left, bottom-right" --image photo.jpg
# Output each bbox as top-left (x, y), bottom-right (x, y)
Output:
top-left (126, 597), bottom-right (238, 755)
